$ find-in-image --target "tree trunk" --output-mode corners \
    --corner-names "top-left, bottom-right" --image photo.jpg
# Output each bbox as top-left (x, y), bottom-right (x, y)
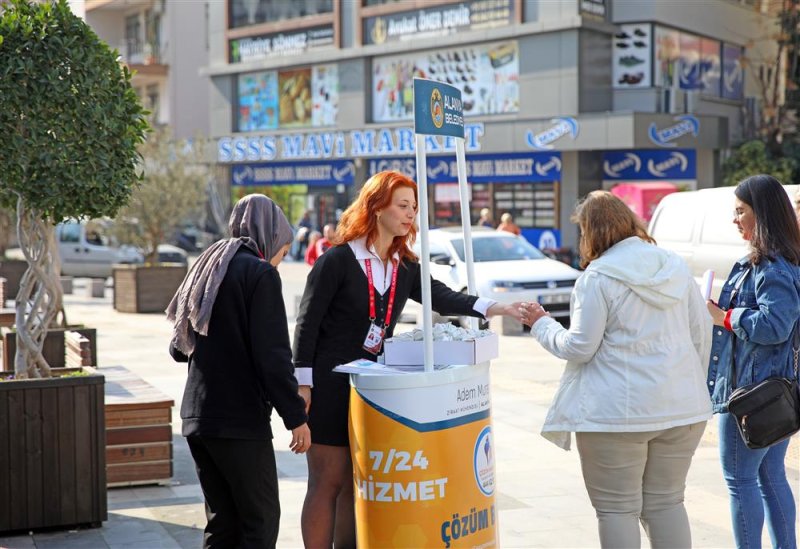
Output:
top-left (14, 197), bottom-right (65, 379)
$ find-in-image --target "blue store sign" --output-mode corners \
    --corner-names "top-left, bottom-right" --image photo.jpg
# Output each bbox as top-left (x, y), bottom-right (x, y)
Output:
top-left (368, 152), bottom-right (562, 183)
top-left (603, 149), bottom-right (696, 180)
top-left (231, 160), bottom-right (356, 187)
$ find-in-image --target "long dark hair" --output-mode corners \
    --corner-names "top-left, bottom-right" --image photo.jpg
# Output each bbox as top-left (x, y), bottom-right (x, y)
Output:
top-left (735, 174), bottom-right (800, 265)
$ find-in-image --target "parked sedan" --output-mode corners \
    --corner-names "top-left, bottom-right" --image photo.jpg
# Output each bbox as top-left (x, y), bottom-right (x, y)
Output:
top-left (409, 227), bottom-right (581, 326)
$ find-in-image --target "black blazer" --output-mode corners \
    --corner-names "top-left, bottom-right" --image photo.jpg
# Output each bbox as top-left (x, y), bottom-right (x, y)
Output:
top-left (171, 247), bottom-right (307, 439)
top-left (293, 244), bottom-right (481, 373)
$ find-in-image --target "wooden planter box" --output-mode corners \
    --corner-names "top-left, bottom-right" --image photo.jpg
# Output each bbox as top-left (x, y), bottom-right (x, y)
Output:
top-left (104, 366), bottom-right (174, 487)
top-left (0, 259), bottom-right (27, 302)
top-left (113, 264), bottom-right (187, 314)
top-left (2, 327), bottom-right (97, 373)
top-left (0, 367), bottom-right (106, 533)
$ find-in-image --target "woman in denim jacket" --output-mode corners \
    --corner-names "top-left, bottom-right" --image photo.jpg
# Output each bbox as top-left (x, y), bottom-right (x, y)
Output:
top-left (706, 174), bottom-right (800, 548)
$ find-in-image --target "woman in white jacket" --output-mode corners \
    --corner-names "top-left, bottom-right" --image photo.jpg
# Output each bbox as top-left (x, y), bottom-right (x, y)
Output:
top-left (521, 191), bottom-right (713, 549)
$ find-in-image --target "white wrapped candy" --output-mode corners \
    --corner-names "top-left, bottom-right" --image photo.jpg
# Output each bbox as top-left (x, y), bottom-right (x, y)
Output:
top-left (389, 323), bottom-right (493, 343)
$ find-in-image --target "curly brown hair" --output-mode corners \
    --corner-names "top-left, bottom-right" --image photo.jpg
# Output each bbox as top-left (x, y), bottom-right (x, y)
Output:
top-left (334, 170), bottom-right (419, 264)
top-left (572, 190), bottom-right (656, 268)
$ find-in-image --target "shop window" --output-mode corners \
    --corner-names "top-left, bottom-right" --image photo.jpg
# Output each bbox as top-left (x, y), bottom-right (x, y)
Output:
top-left (493, 183), bottom-right (557, 228)
top-left (228, 0), bottom-right (333, 29)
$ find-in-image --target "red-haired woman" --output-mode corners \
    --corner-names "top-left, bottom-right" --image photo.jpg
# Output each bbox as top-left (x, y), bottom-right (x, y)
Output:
top-left (292, 171), bottom-right (524, 547)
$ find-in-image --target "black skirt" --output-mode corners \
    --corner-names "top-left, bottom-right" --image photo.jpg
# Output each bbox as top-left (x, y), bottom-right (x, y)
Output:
top-left (308, 359), bottom-right (352, 447)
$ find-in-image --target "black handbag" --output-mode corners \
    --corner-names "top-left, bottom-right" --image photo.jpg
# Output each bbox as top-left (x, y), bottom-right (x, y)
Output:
top-left (725, 269), bottom-right (800, 450)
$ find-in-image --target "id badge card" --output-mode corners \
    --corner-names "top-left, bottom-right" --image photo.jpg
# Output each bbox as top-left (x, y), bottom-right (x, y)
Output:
top-left (362, 322), bottom-right (385, 354)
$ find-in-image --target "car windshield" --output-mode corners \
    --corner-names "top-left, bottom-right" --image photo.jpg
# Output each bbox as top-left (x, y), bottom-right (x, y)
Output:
top-left (451, 235), bottom-right (546, 262)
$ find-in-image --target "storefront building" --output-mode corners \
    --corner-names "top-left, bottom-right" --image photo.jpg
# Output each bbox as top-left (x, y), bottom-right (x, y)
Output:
top-left (204, 0), bottom-right (774, 251)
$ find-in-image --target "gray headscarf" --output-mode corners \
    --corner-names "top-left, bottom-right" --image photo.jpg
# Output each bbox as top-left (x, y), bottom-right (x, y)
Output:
top-left (166, 194), bottom-right (294, 356)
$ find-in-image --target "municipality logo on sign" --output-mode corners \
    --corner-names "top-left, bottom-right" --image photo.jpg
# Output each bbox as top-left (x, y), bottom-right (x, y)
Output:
top-left (648, 115), bottom-right (700, 148)
top-left (413, 78), bottom-right (464, 139)
top-left (430, 88), bottom-right (444, 129)
top-left (525, 117), bottom-right (579, 151)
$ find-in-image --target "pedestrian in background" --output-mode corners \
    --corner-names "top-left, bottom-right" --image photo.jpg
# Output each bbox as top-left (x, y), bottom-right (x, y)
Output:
top-left (167, 194), bottom-right (311, 548)
top-left (705, 174), bottom-right (800, 549)
top-left (478, 207), bottom-right (494, 228)
top-left (317, 223), bottom-right (335, 256)
top-left (305, 230), bottom-right (322, 266)
top-left (292, 170), bottom-right (525, 548)
top-left (520, 190), bottom-right (712, 549)
top-left (294, 209), bottom-right (314, 260)
top-left (497, 212), bottom-right (521, 235)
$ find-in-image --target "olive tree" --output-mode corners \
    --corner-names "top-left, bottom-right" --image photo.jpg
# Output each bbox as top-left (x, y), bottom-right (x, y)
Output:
top-left (0, 0), bottom-right (148, 378)
top-left (112, 127), bottom-right (207, 264)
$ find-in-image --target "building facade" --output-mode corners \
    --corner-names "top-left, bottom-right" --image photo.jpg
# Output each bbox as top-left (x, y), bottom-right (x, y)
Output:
top-left (205, 0), bottom-right (778, 250)
top-left (77, 0), bottom-right (210, 141)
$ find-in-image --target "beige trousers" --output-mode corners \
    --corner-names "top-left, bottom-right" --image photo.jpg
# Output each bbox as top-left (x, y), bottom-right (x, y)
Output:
top-left (575, 421), bottom-right (707, 549)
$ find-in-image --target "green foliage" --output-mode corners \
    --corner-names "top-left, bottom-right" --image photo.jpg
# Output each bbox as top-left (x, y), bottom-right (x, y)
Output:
top-left (112, 128), bottom-right (207, 263)
top-left (722, 140), bottom-right (796, 187)
top-left (0, 0), bottom-right (149, 223)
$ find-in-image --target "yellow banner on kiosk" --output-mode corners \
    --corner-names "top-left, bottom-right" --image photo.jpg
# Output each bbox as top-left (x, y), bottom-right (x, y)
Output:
top-left (349, 364), bottom-right (498, 548)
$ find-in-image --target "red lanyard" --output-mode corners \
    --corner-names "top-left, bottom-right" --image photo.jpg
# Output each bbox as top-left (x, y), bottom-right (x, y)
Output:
top-left (364, 258), bottom-right (398, 327)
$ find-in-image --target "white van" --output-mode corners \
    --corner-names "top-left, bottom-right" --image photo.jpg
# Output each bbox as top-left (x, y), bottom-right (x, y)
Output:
top-left (648, 184), bottom-right (799, 300)
top-left (56, 220), bottom-right (142, 278)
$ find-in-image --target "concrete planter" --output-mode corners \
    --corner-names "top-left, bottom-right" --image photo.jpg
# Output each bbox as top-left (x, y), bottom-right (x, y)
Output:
top-left (112, 264), bottom-right (187, 314)
top-left (0, 367), bottom-right (106, 533)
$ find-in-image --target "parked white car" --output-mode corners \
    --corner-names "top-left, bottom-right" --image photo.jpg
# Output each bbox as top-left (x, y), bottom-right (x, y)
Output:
top-left (648, 184), bottom-right (799, 300)
top-left (55, 220), bottom-right (188, 278)
top-left (56, 220), bottom-right (141, 278)
top-left (408, 227), bottom-right (581, 326)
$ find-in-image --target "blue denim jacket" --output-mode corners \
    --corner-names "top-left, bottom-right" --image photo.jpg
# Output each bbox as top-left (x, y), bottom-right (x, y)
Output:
top-left (707, 255), bottom-right (800, 413)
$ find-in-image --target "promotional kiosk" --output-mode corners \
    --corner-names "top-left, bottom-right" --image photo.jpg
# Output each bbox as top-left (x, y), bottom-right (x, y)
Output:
top-left (349, 79), bottom-right (499, 548)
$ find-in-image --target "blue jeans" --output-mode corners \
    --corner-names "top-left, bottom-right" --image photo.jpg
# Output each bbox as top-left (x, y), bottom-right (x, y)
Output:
top-left (719, 412), bottom-right (797, 548)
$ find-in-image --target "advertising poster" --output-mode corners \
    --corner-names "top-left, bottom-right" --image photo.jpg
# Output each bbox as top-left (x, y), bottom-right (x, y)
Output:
top-left (654, 26), bottom-right (680, 88)
top-left (678, 33), bottom-right (702, 90)
top-left (279, 68), bottom-right (313, 127)
top-left (238, 71), bottom-right (279, 131)
top-left (722, 43), bottom-right (744, 100)
top-left (700, 39), bottom-right (721, 96)
top-left (238, 65), bottom-right (338, 130)
top-left (373, 41), bottom-right (519, 122)
top-left (312, 65), bottom-right (339, 126)
top-left (612, 23), bottom-right (652, 88)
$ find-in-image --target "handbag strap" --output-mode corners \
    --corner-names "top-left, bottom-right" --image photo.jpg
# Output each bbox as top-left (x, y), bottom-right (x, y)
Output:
top-left (728, 267), bottom-right (800, 389)
top-left (728, 268), bottom-right (750, 391)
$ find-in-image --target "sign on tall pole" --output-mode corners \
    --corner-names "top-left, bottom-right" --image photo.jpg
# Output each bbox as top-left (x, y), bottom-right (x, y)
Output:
top-left (413, 78), bottom-right (477, 370)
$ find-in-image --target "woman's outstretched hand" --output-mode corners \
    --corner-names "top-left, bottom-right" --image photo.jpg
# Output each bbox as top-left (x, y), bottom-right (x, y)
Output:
top-left (519, 302), bottom-right (550, 327)
top-left (487, 301), bottom-right (527, 321)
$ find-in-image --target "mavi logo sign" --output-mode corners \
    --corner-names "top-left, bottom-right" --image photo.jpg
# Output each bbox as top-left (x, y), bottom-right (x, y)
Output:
top-left (603, 153), bottom-right (642, 178)
top-left (535, 156), bottom-right (562, 177)
top-left (647, 152), bottom-right (688, 177)
top-left (525, 118), bottom-right (579, 151)
top-left (648, 115), bottom-right (700, 148)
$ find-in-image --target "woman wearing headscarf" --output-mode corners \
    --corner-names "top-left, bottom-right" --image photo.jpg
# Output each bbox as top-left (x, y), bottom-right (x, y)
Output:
top-left (167, 193), bottom-right (311, 548)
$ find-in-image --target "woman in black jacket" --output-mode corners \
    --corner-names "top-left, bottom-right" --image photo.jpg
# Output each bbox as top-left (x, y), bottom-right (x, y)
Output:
top-left (167, 194), bottom-right (310, 548)
top-left (293, 171), bottom-right (523, 548)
